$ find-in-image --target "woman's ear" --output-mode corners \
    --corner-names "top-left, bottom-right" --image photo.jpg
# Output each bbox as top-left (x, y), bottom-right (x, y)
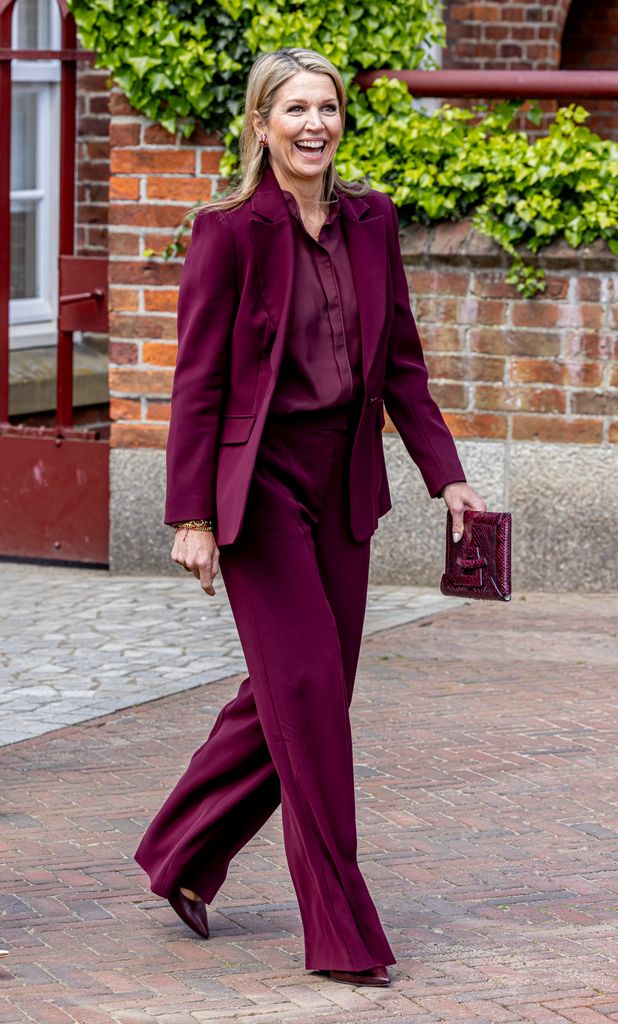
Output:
top-left (250, 110), bottom-right (265, 137)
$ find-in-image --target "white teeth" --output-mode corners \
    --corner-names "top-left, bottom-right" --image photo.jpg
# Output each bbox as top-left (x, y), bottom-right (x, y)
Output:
top-left (296, 141), bottom-right (325, 149)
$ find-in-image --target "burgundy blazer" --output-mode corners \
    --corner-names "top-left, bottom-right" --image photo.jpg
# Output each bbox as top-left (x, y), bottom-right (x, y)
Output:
top-left (165, 167), bottom-right (466, 546)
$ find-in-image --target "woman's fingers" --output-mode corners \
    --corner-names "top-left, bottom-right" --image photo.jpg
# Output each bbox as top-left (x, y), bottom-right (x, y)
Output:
top-left (171, 532), bottom-right (220, 596)
top-left (198, 559), bottom-right (217, 595)
top-left (184, 555), bottom-right (218, 595)
top-left (467, 493), bottom-right (488, 514)
top-left (450, 502), bottom-right (465, 543)
top-left (442, 482), bottom-right (488, 542)
top-left (183, 558), bottom-right (217, 594)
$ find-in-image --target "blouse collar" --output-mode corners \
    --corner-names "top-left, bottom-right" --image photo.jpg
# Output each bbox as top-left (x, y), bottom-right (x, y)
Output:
top-left (263, 162), bottom-right (341, 227)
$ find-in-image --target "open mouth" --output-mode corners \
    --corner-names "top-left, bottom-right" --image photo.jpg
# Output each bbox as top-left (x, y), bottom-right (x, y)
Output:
top-left (294, 140), bottom-right (327, 155)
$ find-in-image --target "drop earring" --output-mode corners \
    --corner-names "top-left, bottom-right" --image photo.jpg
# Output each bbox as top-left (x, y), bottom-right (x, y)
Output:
top-left (258, 132), bottom-right (268, 147)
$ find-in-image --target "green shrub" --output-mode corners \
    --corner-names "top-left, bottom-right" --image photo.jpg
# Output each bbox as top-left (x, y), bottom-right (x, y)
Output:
top-left (340, 79), bottom-right (618, 296)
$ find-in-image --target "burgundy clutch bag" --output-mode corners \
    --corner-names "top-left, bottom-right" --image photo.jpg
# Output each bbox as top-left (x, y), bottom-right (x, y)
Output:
top-left (440, 510), bottom-right (512, 602)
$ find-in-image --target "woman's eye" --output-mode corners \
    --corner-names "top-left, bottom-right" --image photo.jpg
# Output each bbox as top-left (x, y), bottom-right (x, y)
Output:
top-left (288, 105), bottom-right (337, 112)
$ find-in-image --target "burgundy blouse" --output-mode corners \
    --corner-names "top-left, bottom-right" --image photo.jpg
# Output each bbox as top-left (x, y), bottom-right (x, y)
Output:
top-left (267, 168), bottom-right (363, 415)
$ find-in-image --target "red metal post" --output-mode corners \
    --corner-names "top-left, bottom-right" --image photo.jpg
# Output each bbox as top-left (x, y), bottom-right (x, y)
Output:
top-left (354, 69), bottom-right (618, 99)
top-left (56, 8), bottom-right (77, 430)
top-left (0, 0), bottom-right (16, 427)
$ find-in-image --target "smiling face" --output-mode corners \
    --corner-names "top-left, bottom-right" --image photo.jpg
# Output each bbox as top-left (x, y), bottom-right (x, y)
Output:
top-left (253, 70), bottom-right (343, 187)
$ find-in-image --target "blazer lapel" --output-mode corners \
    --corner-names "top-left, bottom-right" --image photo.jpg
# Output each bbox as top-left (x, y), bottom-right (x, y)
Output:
top-left (249, 172), bottom-right (296, 377)
top-left (249, 166), bottom-right (387, 382)
top-left (339, 192), bottom-right (387, 379)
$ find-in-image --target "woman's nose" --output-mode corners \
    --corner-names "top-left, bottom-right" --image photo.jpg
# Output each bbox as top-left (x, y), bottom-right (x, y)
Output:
top-left (305, 109), bottom-right (324, 130)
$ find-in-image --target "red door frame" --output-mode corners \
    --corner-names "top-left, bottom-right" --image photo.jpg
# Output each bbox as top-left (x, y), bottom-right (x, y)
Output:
top-left (0, 0), bottom-right (110, 565)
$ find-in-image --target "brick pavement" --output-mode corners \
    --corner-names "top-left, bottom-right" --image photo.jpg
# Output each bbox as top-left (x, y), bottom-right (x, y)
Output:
top-left (1, 592), bottom-right (618, 1023)
top-left (0, 564), bottom-right (460, 746)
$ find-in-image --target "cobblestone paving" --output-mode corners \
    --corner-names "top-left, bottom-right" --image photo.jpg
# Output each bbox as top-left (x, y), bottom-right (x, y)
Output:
top-left (0, 564), bottom-right (461, 746)
top-left (1, 592), bottom-right (618, 1023)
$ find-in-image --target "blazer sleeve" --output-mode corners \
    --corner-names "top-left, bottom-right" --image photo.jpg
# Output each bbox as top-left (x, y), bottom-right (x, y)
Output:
top-left (382, 195), bottom-right (467, 498)
top-left (164, 209), bottom-right (238, 525)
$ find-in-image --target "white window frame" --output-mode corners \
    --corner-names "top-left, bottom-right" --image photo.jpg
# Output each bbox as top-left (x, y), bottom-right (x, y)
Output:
top-left (9, 1), bottom-right (61, 350)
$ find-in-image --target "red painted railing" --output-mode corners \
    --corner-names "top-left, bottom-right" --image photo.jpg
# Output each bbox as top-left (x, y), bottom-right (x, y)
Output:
top-left (354, 69), bottom-right (618, 99)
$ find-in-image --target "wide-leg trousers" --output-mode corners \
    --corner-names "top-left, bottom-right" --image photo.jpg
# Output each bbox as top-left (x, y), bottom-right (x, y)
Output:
top-left (134, 404), bottom-right (396, 971)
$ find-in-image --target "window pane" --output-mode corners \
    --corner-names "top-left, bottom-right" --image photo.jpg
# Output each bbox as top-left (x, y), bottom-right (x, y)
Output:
top-left (15, 0), bottom-right (45, 49)
top-left (11, 86), bottom-right (38, 191)
top-left (10, 201), bottom-right (38, 300)
top-left (13, 0), bottom-right (60, 49)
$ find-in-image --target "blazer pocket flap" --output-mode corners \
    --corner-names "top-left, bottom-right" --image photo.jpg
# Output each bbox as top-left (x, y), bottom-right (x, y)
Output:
top-left (218, 414), bottom-right (256, 445)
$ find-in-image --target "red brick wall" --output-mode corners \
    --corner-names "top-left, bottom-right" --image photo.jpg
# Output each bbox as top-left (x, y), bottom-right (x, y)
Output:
top-left (443, 0), bottom-right (571, 69)
top-left (107, 92), bottom-right (224, 448)
top-left (442, 0), bottom-right (618, 142)
top-left (391, 222), bottom-right (617, 445)
top-left (76, 64), bottom-right (110, 257)
top-left (560, 0), bottom-right (618, 138)
top-left (440, 0), bottom-right (573, 134)
top-left (107, 104), bottom-right (618, 452)
top-left (70, 62), bottom-right (111, 431)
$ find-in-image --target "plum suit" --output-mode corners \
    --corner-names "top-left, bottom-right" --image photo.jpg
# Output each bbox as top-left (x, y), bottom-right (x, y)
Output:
top-left (134, 164), bottom-right (466, 971)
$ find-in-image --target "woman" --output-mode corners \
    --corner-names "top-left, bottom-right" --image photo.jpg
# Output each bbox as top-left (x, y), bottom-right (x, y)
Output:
top-left (134, 47), bottom-right (486, 987)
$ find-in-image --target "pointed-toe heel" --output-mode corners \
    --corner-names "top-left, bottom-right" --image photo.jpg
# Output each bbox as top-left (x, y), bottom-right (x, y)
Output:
top-left (168, 891), bottom-right (209, 939)
top-left (319, 965), bottom-right (390, 987)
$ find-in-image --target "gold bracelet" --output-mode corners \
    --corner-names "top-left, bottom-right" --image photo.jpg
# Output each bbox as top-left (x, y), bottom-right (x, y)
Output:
top-left (172, 519), bottom-right (214, 532)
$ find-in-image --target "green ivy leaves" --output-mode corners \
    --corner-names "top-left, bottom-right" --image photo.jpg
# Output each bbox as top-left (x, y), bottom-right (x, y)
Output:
top-left (337, 81), bottom-right (618, 295)
top-left (68, 0), bottom-right (257, 136)
top-left (67, 0), bottom-right (443, 135)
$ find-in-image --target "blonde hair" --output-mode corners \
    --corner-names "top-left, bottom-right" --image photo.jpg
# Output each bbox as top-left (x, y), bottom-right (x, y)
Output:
top-left (199, 47), bottom-right (370, 214)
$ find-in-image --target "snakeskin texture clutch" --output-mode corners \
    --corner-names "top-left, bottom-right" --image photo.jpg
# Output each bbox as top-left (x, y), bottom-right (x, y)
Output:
top-left (440, 510), bottom-right (512, 602)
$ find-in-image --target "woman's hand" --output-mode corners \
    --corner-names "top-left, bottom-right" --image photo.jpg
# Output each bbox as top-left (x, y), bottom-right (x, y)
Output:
top-left (171, 529), bottom-right (220, 596)
top-left (441, 482), bottom-right (488, 543)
